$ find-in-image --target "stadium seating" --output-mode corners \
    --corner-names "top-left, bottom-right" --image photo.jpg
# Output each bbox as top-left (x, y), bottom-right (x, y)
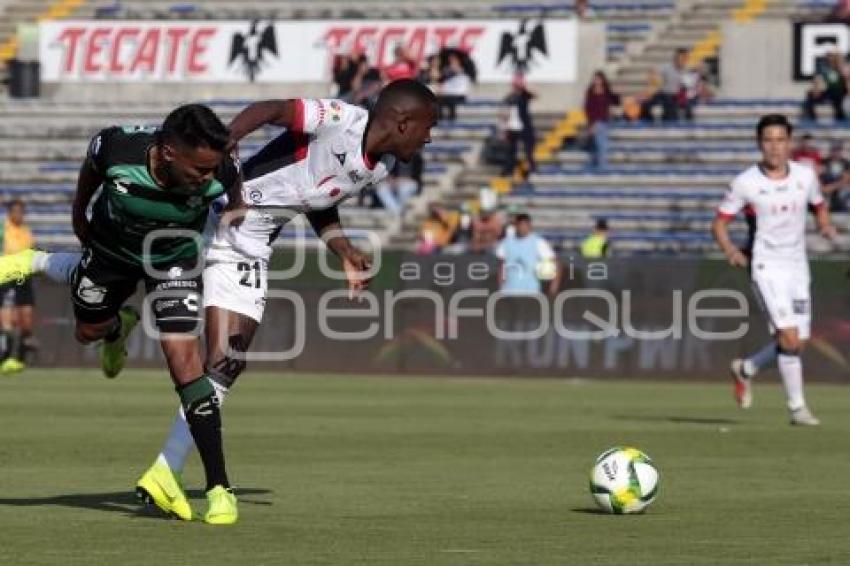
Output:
top-left (0, 0), bottom-right (846, 257)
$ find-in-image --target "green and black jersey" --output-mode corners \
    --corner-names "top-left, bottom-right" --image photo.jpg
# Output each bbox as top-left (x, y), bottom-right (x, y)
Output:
top-left (85, 125), bottom-right (239, 267)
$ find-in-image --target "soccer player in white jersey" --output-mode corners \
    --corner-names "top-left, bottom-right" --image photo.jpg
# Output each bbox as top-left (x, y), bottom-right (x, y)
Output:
top-left (0, 79), bottom-right (439, 521)
top-left (712, 114), bottom-right (838, 425)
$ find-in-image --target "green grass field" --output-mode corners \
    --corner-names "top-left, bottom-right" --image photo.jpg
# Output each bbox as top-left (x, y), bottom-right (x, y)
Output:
top-left (1, 370), bottom-right (848, 565)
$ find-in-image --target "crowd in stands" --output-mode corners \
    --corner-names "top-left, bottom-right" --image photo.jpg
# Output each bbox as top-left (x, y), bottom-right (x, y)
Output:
top-left (801, 50), bottom-right (849, 122)
top-left (791, 132), bottom-right (850, 211)
top-left (580, 49), bottom-right (714, 170)
top-left (416, 186), bottom-right (610, 260)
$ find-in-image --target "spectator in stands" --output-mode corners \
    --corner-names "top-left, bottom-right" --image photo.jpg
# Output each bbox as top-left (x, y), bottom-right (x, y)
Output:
top-left (829, 0), bottom-right (850, 22)
top-left (382, 45), bottom-right (417, 84)
top-left (641, 48), bottom-right (689, 122)
top-left (376, 153), bottom-right (423, 214)
top-left (333, 50), bottom-right (370, 100)
top-left (679, 62), bottom-right (713, 120)
top-left (437, 52), bottom-right (473, 122)
top-left (422, 55), bottom-right (442, 91)
top-left (0, 199), bottom-right (35, 374)
top-left (821, 140), bottom-right (850, 211)
top-left (791, 132), bottom-right (823, 173)
top-left (580, 218), bottom-right (610, 258)
top-left (574, 0), bottom-right (597, 19)
top-left (416, 203), bottom-right (460, 255)
top-left (500, 73), bottom-right (537, 179)
top-left (470, 190), bottom-right (506, 254)
top-left (584, 70), bottom-right (620, 169)
top-left (496, 213), bottom-right (561, 297)
top-left (802, 51), bottom-right (847, 122)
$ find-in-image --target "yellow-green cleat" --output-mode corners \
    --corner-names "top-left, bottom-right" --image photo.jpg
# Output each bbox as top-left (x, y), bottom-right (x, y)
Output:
top-left (99, 306), bottom-right (139, 379)
top-left (0, 358), bottom-right (25, 374)
top-left (0, 248), bottom-right (37, 285)
top-left (204, 486), bottom-right (238, 525)
top-left (135, 460), bottom-right (193, 521)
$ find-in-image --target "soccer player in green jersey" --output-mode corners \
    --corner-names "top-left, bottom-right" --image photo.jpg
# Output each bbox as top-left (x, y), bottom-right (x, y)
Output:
top-left (62, 104), bottom-right (241, 524)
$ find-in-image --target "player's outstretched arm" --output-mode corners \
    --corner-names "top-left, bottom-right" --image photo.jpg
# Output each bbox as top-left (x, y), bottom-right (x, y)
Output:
top-left (711, 216), bottom-right (747, 267)
top-left (227, 100), bottom-right (299, 145)
top-left (72, 157), bottom-right (103, 244)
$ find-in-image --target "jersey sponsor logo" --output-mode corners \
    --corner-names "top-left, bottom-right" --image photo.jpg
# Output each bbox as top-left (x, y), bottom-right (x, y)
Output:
top-left (329, 100), bottom-right (343, 122)
top-left (182, 293), bottom-right (200, 313)
top-left (792, 299), bottom-right (809, 315)
top-left (113, 179), bottom-right (130, 194)
top-left (248, 189), bottom-right (263, 204)
top-left (155, 298), bottom-right (180, 312)
top-left (168, 266), bottom-right (184, 279)
top-left (229, 20), bottom-right (278, 82)
top-left (348, 170), bottom-right (364, 184)
top-left (76, 276), bottom-right (107, 304)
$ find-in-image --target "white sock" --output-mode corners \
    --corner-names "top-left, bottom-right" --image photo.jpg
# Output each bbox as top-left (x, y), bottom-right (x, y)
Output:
top-left (743, 341), bottom-right (778, 377)
top-left (777, 353), bottom-right (805, 411)
top-left (157, 407), bottom-right (195, 474)
top-left (38, 251), bottom-right (82, 285)
top-left (157, 378), bottom-right (229, 473)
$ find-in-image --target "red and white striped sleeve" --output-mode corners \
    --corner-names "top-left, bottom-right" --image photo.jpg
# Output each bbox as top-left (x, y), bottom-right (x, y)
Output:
top-left (293, 98), bottom-right (352, 134)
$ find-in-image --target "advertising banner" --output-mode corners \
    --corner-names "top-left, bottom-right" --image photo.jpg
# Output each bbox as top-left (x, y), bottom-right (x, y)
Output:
top-left (39, 19), bottom-right (577, 83)
top-left (793, 21), bottom-right (850, 80)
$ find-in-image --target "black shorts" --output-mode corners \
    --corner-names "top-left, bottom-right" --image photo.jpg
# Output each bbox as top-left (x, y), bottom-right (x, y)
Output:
top-left (0, 279), bottom-right (34, 307)
top-left (70, 248), bottom-right (202, 334)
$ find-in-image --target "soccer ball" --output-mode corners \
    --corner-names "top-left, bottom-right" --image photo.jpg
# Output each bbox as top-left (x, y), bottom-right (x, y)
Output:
top-left (589, 447), bottom-right (659, 514)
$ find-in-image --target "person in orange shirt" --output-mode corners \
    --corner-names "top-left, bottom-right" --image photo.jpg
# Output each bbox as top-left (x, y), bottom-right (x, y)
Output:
top-left (0, 199), bottom-right (35, 373)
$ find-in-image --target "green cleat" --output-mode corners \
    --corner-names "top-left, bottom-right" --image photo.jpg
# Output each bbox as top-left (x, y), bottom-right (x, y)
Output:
top-left (0, 249), bottom-right (37, 285)
top-left (204, 486), bottom-right (238, 525)
top-left (100, 306), bottom-right (139, 379)
top-left (135, 460), bottom-right (193, 521)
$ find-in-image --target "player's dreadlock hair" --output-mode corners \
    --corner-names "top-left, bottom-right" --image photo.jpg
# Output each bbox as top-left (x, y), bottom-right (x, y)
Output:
top-left (372, 79), bottom-right (438, 117)
top-left (160, 104), bottom-right (230, 152)
top-left (756, 114), bottom-right (793, 140)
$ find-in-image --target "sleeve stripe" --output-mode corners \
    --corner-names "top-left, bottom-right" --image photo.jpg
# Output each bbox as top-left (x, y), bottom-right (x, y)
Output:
top-left (293, 99), bottom-right (305, 132)
top-left (716, 211), bottom-right (736, 221)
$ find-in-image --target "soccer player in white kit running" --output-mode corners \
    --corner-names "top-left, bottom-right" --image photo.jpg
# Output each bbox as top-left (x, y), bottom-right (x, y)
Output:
top-left (0, 79), bottom-right (439, 520)
top-left (712, 114), bottom-right (838, 426)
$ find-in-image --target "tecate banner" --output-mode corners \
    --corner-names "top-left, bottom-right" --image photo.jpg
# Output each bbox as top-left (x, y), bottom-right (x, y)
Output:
top-left (39, 19), bottom-right (578, 83)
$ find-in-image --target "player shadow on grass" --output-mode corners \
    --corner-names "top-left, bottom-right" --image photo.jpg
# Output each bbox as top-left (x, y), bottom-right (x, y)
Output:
top-left (613, 415), bottom-right (740, 425)
top-left (0, 488), bottom-right (272, 520)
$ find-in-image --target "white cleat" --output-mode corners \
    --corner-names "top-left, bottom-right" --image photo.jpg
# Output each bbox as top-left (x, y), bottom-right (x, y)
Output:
top-left (730, 359), bottom-right (753, 409)
top-left (790, 406), bottom-right (821, 427)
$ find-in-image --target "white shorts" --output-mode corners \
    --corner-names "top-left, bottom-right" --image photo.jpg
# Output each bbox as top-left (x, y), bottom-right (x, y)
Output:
top-left (203, 260), bottom-right (268, 323)
top-left (751, 263), bottom-right (811, 340)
